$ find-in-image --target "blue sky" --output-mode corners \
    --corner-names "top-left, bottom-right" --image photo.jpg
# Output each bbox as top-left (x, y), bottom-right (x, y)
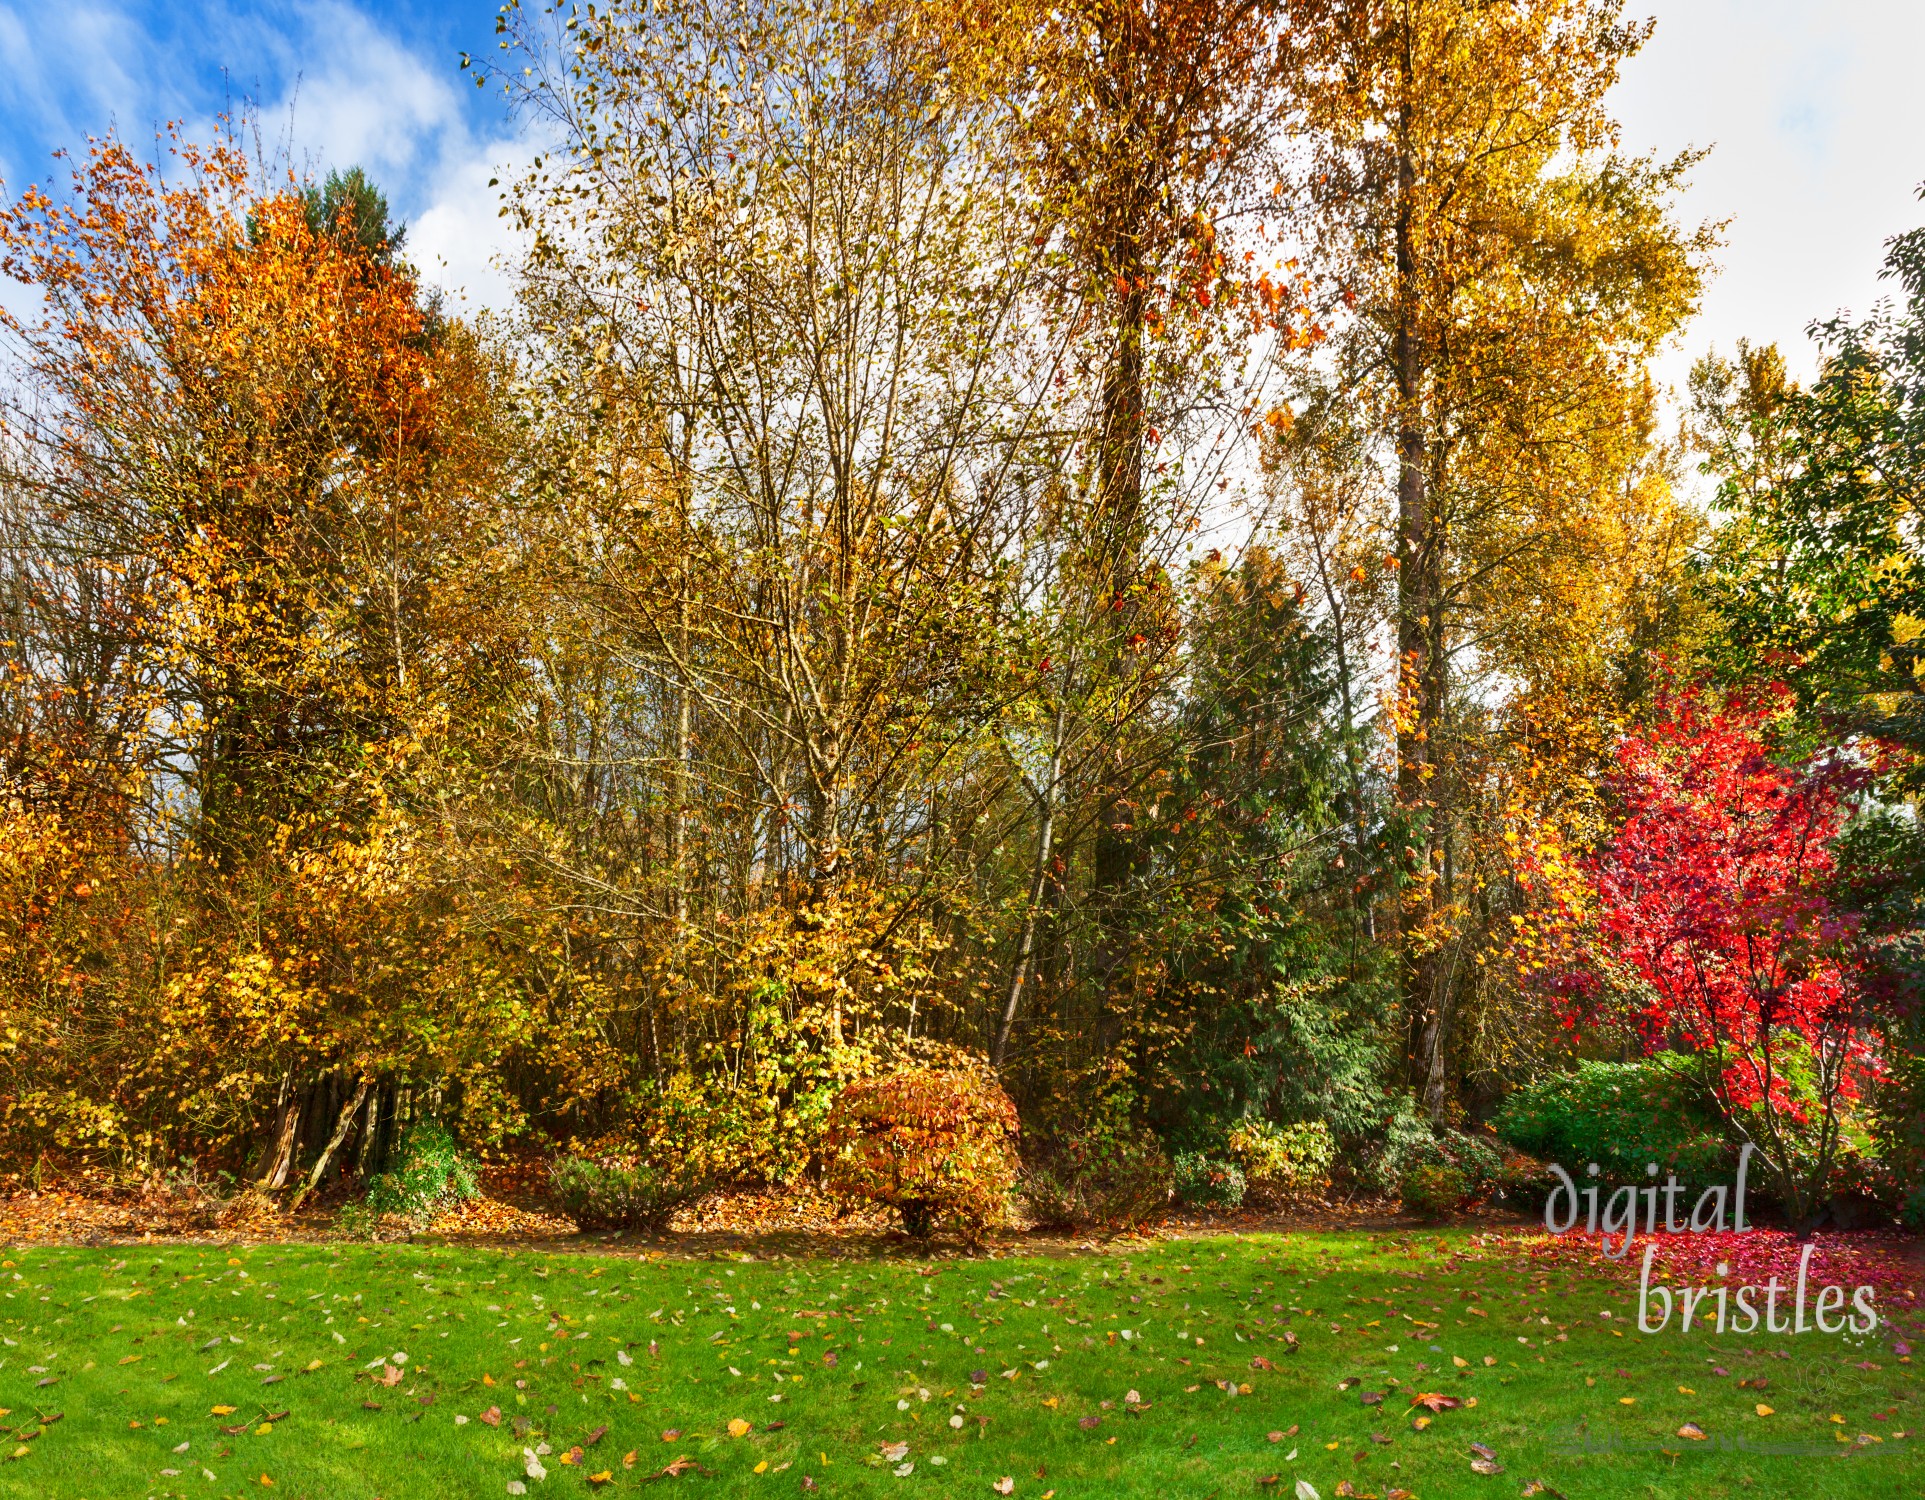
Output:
top-left (2, 0), bottom-right (1922, 390)
top-left (0, 0), bottom-right (522, 308)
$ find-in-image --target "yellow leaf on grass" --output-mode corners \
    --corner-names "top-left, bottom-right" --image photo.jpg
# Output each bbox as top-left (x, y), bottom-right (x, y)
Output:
top-left (255, 1423), bottom-right (273, 1436)
top-left (1452, 1357), bottom-right (1468, 1368)
top-left (728, 1418), bottom-right (752, 1438)
top-left (211, 1407), bottom-right (236, 1416)
top-left (589, 1473), bottom-right (613, 1485)
top-left (1756, 1405), bottom-right (1775, 1417)
top-left (755, 1460), bottom-right (769, 1473)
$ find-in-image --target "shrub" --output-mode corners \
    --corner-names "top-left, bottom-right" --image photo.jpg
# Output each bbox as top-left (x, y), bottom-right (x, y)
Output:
top-left (824, 1064), bottom-right (1019, 1243)
top-left (550, 1155), bottom-right (709, 1233)
top-left (1361, 1105), bottom-right (1442, 1195)
top-left (1494, 1058), bottom-right (1730, 1186)
top-left (1022, 1131), bottom-right (1172, 1230)
top-left (1488, 1149), bottom-right (1554, 1214)
top-left (1402, 1162), bottom-right (1469, 1218)
top-left (1173, 1152), bottom-right (1246, 1210)
top-left (1363, 1105), bottom-right (1510, 1204)
top-left (362, 1122), bottom-right (480, 1229)
top-left (1227, 1118), bottom-right (1335, 1203)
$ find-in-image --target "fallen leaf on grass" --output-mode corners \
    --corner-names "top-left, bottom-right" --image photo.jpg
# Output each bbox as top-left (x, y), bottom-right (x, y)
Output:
top-left (992, 1479), bottom-right (1015, 1495)
top-left (639, 1457), bottom-right (716, 1483)
top-left (726, 1418), bottom-right (751, 1438)
top-left (1519, 1484), bottom-right (1565, 1498)
top-left (1677, 1423), bottom-right (1707, 1441)
top-left (1409, 1392), bottom-right (1462, 1412)
top-left (1469, 1456), bottom-right (1503, 1475)
top-left (480, 1407), bottom-right (501, 1427)
top-left (1469, 1443), bottom-right (1497, 1461)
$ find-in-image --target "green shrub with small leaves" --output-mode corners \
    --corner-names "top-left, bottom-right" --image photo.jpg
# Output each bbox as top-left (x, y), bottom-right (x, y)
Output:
top-left (362, 1122), bottom-right (479, 1228)
top-left (1022, 1129), bottom-right (1172, 1229)
top-left (1401, 1162), bottom-right (1469, 1219)
top-left (1173, 1152), bottom-right (1246, 1210)
top-left (1227, 1118), bottom-right (1335, 1202)
top-left (550, 1154), bottom-right (709, 1233)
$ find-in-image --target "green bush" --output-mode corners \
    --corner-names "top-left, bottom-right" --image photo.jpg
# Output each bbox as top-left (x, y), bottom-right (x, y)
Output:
top-left (1173, 1152), bottom-right (1246, 1210)
top-left (1022, 1130), bottom-right (1173, 1230)
top-left (1361, 1105), bottom-right (1441, 1195)
top-left (550, 1155), bottom-right (709, 1233)
top-left (362, 1122), bottom-right (480, 1229)
top-left (1361, 1104), bottom-right (1512, 1205)
top-left (1227, 1118), bottom-right (1334, 1203)
top-left (1494, 1058), bottom-right (1730, 1185)
top-left (1402, 1162), bottom-right (1469, 1218)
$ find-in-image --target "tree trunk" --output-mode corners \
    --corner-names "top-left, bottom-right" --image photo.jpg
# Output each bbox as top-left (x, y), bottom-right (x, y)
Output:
top-left (1390, 104), bottom-right (1446, 1121)
top-left (259, 1074), bottom-right (305, 1189)
top-left (290, 1074), bottom-right (373, 1212)
top-left (994, 708), bottom-right (1066, 1070)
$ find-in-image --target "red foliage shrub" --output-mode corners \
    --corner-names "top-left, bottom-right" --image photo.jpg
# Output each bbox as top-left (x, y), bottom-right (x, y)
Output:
top-left (824, 1064), bottom-right (1019, 1242)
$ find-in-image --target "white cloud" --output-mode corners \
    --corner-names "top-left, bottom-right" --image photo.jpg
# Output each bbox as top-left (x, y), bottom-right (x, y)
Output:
top-left (1612, 0), bottom-right (1925, 389)
top-left (253, 2), bottom-right (525, 309)
top-left (409, 138), bottom-right (534, 313)
top-left (0, 0), bottom-right (528, 312)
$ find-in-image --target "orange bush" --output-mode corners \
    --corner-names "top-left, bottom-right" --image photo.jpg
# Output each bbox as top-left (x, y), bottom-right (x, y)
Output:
top-left (824, 1064), bottom-right (1018, 1243)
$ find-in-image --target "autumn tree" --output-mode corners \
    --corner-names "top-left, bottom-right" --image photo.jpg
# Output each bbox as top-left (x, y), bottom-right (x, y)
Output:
top-left (1546, 686), bottom-right (1875, 1225)
top-left (0, 129), bottom-right (523, 1184)
top-left (1287, 0), bottom-right (1712, 1119)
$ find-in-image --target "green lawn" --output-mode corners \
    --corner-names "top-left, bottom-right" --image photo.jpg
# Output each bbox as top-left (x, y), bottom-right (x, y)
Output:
top-left (0, 1230), bottom-right (1917, 1499)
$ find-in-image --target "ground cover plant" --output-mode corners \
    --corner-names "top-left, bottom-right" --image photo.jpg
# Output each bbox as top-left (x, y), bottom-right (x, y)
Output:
top-left (1, 1231), bottom-right (1919, 1500)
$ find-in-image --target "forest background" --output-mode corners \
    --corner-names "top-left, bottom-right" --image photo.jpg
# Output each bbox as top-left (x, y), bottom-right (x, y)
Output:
top-left (4, 0), bottom-right (1925, 1241)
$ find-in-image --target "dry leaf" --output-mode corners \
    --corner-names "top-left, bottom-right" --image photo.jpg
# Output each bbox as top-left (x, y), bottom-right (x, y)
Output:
top-left (1677, 1424), bottom-right (1707, 1441)
top-left (726, 1418), bottom-right (752, 1438)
